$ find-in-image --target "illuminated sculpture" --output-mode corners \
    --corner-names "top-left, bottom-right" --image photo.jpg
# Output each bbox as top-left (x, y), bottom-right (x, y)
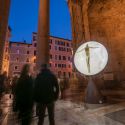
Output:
top-left (74, 41), bottom-right (108, 104)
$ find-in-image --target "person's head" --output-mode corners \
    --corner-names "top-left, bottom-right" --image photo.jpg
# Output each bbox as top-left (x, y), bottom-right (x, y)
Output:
top-left (20, 64), bottom-right (30, 77)
top-left (40, 64), bottom-right (49, 72)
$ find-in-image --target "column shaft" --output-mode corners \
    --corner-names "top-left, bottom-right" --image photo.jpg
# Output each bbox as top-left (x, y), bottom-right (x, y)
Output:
top-left (0, 0), bottom-right (11, 73)
top-left (37, 0), bottom-right (50, 70)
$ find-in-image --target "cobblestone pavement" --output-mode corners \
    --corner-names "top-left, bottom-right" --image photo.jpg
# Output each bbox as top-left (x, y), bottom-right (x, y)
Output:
top-left (1, 94), bottom-right (125, 125)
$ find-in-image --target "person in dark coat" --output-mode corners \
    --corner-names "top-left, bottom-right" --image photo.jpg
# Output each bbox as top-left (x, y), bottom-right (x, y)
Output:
top-left (0, 71), bottom-right (7, 99)
top-left (34, 64), bottom-right (59, 125)
top-left (11, 76), bottom-right (18, 95)
top-left (14, 64), bottom-right (34, 125)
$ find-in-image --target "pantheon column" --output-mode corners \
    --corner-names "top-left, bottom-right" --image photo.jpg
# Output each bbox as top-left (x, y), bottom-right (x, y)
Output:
top-left (0, 0), bottom-right (11, 73)
top-left (37, 0), bottom-right (50, 70)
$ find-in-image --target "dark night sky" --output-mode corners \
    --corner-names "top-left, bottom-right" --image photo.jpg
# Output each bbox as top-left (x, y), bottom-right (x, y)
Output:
top-left (9, 0), bottom-right (72, 43)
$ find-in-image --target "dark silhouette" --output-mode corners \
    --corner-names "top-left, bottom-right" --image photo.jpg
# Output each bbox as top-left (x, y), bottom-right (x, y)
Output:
top-left (14, 64), bottom-right (34, 125)
top-left (34, 64), bottom-right (59, 125)
top-left (0, 71), bottom-right (8, 99)
top-left (12, 76), bottom-right (18, 111)
top-left (11, 76), bottom-right (18, 95)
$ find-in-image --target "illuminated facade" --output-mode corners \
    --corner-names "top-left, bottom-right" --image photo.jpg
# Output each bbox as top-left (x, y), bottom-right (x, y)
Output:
top-left (9, 33), bottom-right (73, 78)
top-left (2, 26), bottom-right (11, 74)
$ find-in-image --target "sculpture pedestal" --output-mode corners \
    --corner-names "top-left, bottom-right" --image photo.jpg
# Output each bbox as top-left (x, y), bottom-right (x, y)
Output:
top-left (85, 77), bottom-right (103, 104)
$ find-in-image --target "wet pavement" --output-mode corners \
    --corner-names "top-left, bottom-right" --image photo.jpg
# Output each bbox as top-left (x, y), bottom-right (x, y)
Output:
top-left (1, 94), bottom-right (125, 125)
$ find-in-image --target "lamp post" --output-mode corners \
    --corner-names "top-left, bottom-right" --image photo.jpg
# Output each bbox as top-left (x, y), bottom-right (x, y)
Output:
top-left (36, 0), bottom-right (50, 70)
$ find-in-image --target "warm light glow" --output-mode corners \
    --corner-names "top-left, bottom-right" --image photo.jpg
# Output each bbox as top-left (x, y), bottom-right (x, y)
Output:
top-left (74, 41), bottom-right (108, 76)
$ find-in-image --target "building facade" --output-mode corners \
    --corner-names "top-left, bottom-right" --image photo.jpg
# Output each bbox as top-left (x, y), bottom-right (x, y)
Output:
top-left (2, 26), bottom-right (11, 74)
top-left (0, 0), bottom-right (11, 73)
top-left (67, 0), bottom-right (125, 82)
top-left (9, 33), bottom-right (73, 78)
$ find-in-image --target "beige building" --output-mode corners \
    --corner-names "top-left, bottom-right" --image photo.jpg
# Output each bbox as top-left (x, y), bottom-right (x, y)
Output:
top-left (67, 0), bottom-right (125, 82)
top-left (9, 41), bottom-right (35, 77)
top-left (9, 32), bottom-right (73, 78)
top-left (2, 26), bottom-right (11, 74)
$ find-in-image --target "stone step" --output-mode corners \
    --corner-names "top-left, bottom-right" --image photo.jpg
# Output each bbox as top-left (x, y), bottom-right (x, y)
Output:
top-left (101, 89), bottom-right (125, 96)
top-left (107, 96), bottom-right (125, 103)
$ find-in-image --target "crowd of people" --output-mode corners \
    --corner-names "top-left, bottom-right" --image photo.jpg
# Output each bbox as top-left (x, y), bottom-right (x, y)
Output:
top-left (0, 64), bottom-right (60, 125)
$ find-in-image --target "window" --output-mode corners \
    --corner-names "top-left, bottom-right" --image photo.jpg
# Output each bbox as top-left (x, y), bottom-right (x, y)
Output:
top-left (34, 59), bottom-right (36, 63)
top-left (62, 64), bottom-right (64, 68)
top-left (55, 55), bottom-right (58, 60)
top-left (15, 66), bottom-right (18, 70)
top-left (55, 46), bottom-right (57, 50)
top-left (49, 39), bottom-right (52, 43)
top-left (67, 43), bottom-right (69, 47)
top-left (33, 35), bottom-right (36, 41)
top-left (59, 47), bottom-right (61, 51)
top-left (50, 54), bottom-right (52, 59)
top-left (69, 72), bottom-right (71, 78)
top-left (55, 40), bottom-right (58, 45)
top-left (61, 41), bottom-right (64, 45)
top-left (27, 51), bottom-right (29, 54)
top-left (63, 56), bottom-right (66, 60)
top-left (68, 57), bottom-right (70, 61)
top-left (59, 55), bottom-right (61, 60)
top-left (26, 58), bottom-right (29, 62)
top-left (63, 72), bottom-right (66, 77)
top-left (49, 45), bottom-right (51, 49)
top-left (67, 48), bottom-right (70, 52)
top-left (58, 41), bottom-right (60, 45)
top-left (34, 50), bottom-right (36, 56)
top-left (55, 64), bottom-right (57, 67)
top-left (58, 64), bottom-right (61, 67)
top-left (63, 48), bottom-right (66, 51)
top-left (28, 45), bottom-right (30, 47)
top-left (16, 58), bottom-right (19, 62)
top-left (34, 43), bottom-right (37, 47)
top-left (64, 64), bottom-right (66, 68)
top-left (17, 43), bottom-right (20, 46)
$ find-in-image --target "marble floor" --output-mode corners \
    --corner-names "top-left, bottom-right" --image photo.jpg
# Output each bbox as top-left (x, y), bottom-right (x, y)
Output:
top-left (1, 94), bottom-right (125, 125)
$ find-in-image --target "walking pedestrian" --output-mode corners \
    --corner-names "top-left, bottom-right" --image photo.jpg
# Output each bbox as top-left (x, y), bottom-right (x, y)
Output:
top-left (34, 64), bottom-right (59, 125)
top-left (13, 64), bottom-right (34, 125)
top-left (0, 71), bottom-right (8, 99)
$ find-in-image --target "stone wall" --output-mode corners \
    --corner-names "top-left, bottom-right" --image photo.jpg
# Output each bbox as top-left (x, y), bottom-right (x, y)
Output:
top-left (68, 0), bottom-right (125, 82)
top-left (88, 0), bottom-right (125, 81)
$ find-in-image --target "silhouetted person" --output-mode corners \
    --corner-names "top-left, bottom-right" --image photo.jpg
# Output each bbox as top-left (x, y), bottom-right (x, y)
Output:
top-left (0, 71), bottom-right (7, 99)
top-left (14, 64), bottom-right (34, 125)
top-left (34, 64), bottom-right (59, 125)
top-left (12, 76), bottom-right (18, 111)
top-left (11, 76), bottom-right (18, 95)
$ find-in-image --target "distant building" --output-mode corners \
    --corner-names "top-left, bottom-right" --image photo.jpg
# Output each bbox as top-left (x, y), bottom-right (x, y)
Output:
top-left (9, 32), bottom-right (73, 78)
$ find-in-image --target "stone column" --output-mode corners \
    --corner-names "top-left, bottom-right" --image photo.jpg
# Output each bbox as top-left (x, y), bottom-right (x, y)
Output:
top-left (37, 0), bottom-right (50, 70)
top-left (82, 0), bottom-right (90, 42)
top-left (0, 0), bottom-right (11, 73)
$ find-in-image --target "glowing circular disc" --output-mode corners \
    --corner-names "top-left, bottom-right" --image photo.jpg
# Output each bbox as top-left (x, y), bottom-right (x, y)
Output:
top-left (74, 41), bottom-right (108, 76)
